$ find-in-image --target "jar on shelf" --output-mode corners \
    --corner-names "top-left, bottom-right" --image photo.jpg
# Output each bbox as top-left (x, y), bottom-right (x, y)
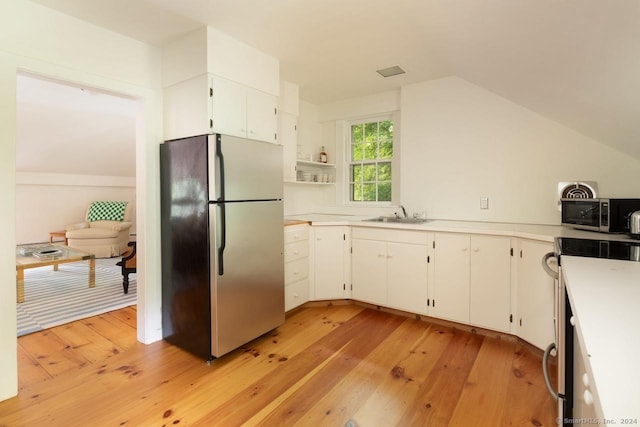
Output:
top-left (319, 146), bottom-right (327, 163)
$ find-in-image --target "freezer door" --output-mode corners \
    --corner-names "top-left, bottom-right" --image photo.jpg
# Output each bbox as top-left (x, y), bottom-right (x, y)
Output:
top-left (207, 134), bottom-right (283, 202)
top-left (209, 200), bottom-right (284, 357)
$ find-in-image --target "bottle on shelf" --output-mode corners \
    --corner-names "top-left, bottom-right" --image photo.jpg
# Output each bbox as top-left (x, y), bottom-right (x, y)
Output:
top-left (319, 146), bottom-right (327, 163)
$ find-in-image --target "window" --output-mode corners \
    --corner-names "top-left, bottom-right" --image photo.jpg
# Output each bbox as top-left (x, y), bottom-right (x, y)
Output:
top-left (349, 118), bottom-right (393, 202)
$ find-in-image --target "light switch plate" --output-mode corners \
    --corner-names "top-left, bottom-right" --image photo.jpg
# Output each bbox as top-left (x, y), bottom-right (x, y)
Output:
top-left (480, 197), bottom-right (489, 209)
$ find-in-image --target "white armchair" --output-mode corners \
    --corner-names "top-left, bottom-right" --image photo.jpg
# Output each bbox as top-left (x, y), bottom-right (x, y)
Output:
top-left (65, 201), bottom-right (133, 258)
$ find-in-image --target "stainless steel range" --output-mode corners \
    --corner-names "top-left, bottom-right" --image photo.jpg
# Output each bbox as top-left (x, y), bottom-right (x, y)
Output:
top-left (542, 237), bottom-right (640, 426)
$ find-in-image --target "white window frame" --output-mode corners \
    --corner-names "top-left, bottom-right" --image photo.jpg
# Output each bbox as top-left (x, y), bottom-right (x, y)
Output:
top-left (338, 113), bottom-right (400, 206)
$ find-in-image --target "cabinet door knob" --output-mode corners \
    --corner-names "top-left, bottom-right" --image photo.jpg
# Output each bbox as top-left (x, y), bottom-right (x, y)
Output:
top-left (293, 250), bottom-right (299, 255)
top-left (583, 390), bottom-right (594, 405)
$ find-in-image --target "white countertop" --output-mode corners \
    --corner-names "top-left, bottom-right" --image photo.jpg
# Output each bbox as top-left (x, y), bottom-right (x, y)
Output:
top-left (285, 213), bottom-right (637, 243)
top-left (561, 256), bottom-right (640, 423)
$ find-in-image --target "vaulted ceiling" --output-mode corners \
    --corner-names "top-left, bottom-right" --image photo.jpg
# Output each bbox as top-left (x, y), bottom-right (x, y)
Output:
top-left (25, 0), bottom-right (640, 160)
top-left (16, 73), bottom-right (137, 177)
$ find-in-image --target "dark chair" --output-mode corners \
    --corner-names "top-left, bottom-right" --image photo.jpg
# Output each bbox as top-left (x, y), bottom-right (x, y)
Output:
top-left (115, 241), bottom-right (136, 294)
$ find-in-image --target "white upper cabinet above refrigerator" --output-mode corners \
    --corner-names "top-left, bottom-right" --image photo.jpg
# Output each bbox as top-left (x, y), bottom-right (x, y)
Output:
top-left (210, 76), bottom-right (246, 139)
top-left (245, 86), bottom-right (277, 143)
top-left (164, 74), bottom-right (277, 143)
top-left (162, 26), bottom-right (279, 143)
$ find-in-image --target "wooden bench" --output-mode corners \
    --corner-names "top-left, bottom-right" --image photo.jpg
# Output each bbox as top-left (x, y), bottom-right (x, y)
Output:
top-left (116, 241), bottom-right (136, 294)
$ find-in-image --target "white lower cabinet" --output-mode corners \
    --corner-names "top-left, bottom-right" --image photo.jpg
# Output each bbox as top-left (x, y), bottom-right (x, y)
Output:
top-left (469, 235), bottom-right (513, 332)
top-left (310, 226), bottom-right (350, 300)
top-left (386, 241), bottom-right (429, 314)
top-left (301, 223), bottom-right (553, 348)
top-left (430, 233), bottom-right (471, 324)
top-left (430, 233), bottom-right (513, 331)
top-left (284, 224), bottom-right (310, 311)
top-left (351, 238), bottom-right (388, 305)
top-left (573, 328), bottom-right (601, 421)
top-left (351, 227), bottom-right (429, 314)
top-left (516, 239), bottom-right (555, 350)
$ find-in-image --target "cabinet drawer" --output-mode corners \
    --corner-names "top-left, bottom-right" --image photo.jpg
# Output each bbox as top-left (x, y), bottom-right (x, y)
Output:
top-left (285, 240), bottom-right (309, 262)
top-left (285, 278), bottom-right (309, 311)
top-left (284, 225), bottom-right (309, 244)
top-left (285, 257), bottom-right (309, 284)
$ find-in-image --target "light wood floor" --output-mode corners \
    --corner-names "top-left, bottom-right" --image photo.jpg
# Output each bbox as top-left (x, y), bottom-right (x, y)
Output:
top-left (1, 304), bottom-right (557, 426)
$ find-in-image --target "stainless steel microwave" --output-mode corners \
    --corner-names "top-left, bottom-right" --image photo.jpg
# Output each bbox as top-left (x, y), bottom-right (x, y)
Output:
top-left (561, 198), bottom-right (640, 233)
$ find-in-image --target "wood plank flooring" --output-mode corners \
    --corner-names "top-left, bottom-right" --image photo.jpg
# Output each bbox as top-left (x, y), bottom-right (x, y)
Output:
top-left (0, 304), bottom-right (557, 426)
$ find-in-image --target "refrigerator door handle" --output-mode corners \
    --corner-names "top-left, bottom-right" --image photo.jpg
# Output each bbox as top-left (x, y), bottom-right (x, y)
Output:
top-left (216, 134), bottom-right (226, 201)
top-left (218, 203), bottom-right (226, 276)
top-left (215, 136), bottom-right (227, 276)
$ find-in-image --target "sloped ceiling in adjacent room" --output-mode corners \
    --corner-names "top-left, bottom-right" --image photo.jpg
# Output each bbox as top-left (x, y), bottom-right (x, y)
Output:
top-left (24, 0), bottom-right (640, 160)
top-left (16, 73), bottom-right (136, 177)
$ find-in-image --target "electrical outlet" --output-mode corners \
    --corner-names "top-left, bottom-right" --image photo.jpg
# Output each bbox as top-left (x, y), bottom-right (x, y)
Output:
top-left (480, 197), bottom-right (489, 209)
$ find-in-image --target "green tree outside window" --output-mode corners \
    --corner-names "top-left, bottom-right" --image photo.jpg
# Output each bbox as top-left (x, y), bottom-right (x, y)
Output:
top-left (349, 119), bottom-right (393, 202)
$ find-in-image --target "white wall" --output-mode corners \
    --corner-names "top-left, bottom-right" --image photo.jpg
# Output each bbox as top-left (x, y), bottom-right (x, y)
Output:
top-left (15, 173), bottom-right (136, 244)
top-left (0, 0), bottom-right (164, 402)
top-left (401, 77), bottom-right (640, 224)
top-left (290, 78), bottom-right (640, 222)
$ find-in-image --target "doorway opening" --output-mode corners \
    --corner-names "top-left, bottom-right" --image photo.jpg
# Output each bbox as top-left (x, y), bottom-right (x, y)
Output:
top-left (15, 71), bottom-right (138, 335)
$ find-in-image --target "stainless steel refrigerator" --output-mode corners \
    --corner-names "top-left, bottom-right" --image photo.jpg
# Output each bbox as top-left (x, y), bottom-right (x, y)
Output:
top-left (160, 134), bottom-right (284, 360)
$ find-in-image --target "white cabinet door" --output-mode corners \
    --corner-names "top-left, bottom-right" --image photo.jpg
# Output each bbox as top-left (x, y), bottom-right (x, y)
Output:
top-left (210, 75), bottom-right (247, 138)
top-left (278, 112), bottom-right (297, 182)
top-left (572, 332), bottom-right (600, 422)
top-left (312, 226), bottom-right (349, 300)
top-left (387, 242), bottom-right (428, 315)
top-left (469, 235), bottom-right (512, 332)
top-left (431, 233), bottom-right (470, 323)
top-left (164, 74), bottom-right (277, 143)
top-left (163, 73), bottom-right (210, 140)
top-left (247, 88), bottom-right (277, 144)
top-left (517, 239), bottom-right (555, 350)
top-left (351, 239), bottom-right (387, 305)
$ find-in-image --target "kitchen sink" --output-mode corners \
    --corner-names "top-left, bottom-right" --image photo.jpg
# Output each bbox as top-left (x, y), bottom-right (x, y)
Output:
top-left (363, 216), bottom-right (430, 224)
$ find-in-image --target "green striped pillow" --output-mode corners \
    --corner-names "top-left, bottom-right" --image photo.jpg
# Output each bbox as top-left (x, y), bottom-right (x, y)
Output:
top-left (87, 201), bottom-right (128, 222)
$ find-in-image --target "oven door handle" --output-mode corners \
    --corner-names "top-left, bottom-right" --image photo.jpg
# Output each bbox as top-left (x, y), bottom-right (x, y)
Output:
top-left (542, 342), bottom-right (559, 400)
top-left (542, 252), bottom-right (559, 280)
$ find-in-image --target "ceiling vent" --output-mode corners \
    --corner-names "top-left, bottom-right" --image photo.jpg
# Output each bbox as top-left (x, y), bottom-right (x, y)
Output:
top-left (557, 181), bottom-right (598, 210)
top-left (376, 65), bottom-right (406, 78)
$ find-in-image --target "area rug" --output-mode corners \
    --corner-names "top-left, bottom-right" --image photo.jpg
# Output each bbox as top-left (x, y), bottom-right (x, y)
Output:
top-left (16, 258), bottom-right (136, 336)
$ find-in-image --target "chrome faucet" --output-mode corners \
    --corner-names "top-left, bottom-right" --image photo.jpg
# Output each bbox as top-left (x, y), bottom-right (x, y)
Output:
top-left (397, 205), bottom-right (408, 218)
